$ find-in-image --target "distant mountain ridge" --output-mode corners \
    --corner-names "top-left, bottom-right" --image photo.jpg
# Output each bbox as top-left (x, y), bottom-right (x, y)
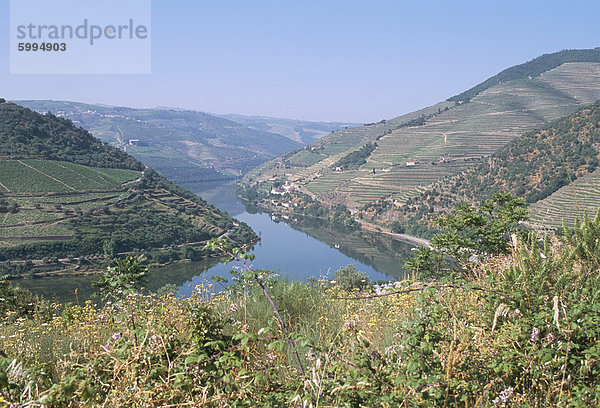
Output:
top-left (15, 100), bottom-right (303, 185)
top-left (217, 113), bottom-right (360, 144)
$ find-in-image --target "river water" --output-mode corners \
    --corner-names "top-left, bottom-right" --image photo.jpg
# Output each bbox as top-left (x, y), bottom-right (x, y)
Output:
top-left (19, 181), bottom-right (414, 301)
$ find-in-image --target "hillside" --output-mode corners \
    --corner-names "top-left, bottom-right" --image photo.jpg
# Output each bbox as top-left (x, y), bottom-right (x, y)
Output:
top-left (527, 168), bottom-right (600, 231)
top-left (449, 47), bottom-right (600, 102)
top-left (241, 48), bottom-right (600, 222)
top-left (16, 101), bottom-right (302, 184)
top-left (0, 100), bottom-right (256, 277)
top-left (378, 100), bottom-right (600, 234)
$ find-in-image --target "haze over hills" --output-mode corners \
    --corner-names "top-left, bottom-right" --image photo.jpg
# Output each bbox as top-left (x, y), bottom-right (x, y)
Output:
top-left (0, 100), bottom-right (256, 277)
top-left (14, 101), bottom-right (357, 187)
top-left (15, 100), bottom-right (303, 185)
top-left (217, 114), bottom-right (360, 144)
top-left (241, 48), bottom-right (600, 233)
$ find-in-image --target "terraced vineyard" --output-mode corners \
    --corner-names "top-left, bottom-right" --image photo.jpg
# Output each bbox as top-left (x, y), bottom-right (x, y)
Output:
top-left (0, 160), bottom-right (252, 274)
top-left (0, 159), bottom-right (140, 193)
top-left (245, 102), bottom-right (451, 181)
top-left (526, 169), bottom-right (600, 231)
top-left (243, 56), bottom-right (600, 212)
top-left (0, 101), bottom-right (257, 276)
top-left (0, 191), bottom-right (131, 241)
top-left (0, 159), bottom-right (141, 245)
top-left (336, 161), bottom-right (474, 205)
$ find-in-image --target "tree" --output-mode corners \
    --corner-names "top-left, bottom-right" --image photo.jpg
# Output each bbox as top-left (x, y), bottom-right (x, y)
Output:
top-left (431, 192), bottom-right (528, 263)
top-left (334, 265), bottom-right (369, 291)
top-left (93, 255), bottom-right (148, 303)
top-left (390, 221), bottom-right (405, 234)
top-left (404, 247), bottom-right (444, 278)
top-left (404, 192), bottom-right (528, 277)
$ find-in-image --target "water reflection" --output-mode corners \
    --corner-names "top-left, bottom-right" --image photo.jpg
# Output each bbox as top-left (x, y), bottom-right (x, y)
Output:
top-left (173, 181), bottom-right (414, 296)
top-left (18, 181), bottom-right (415, 302)
top-left (176, 211), bottom-right (399, 297)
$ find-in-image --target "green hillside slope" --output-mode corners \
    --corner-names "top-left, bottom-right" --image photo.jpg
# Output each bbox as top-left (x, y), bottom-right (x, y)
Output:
top-left (241, 49), bottom-right (600, 222)
top-left (527, 168), bottom-right (600, 231)
top-left (377, 100), bottom-right (600, 234)
top-left (0, 102), bottom-right (141, 170)
top-left (16, 101), bottom-right (303, 184)
top-left (449, 48), bottom-right (600, 102)
top-left (0, 101), bottom-right (256, 277)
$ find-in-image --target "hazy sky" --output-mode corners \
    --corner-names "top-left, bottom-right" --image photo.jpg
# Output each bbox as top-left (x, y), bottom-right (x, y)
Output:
top-left (1, 0), bottom-right (600, 122)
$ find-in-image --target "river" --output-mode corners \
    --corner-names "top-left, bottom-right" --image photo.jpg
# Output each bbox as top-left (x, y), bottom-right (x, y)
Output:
top-left (19, 181), bottom-right (415, 302)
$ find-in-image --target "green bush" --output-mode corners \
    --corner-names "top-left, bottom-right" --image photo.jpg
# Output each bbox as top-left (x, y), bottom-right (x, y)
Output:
top-left (333, 264), bottom-right (370, 291)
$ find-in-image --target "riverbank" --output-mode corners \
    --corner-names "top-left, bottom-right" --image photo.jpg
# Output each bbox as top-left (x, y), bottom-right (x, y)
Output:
top-left (355, 218), bottom-right (431, 247)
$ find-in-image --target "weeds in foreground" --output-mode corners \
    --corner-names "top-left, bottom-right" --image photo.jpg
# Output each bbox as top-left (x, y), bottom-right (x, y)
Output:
top-left (1, 212), bottom-right (600, 406)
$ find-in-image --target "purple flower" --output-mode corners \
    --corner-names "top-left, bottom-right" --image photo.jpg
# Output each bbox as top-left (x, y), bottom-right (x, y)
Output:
top-left (112, 332), bottom-right (122, 341)
top-left (530, 327), bottom-right (540, 342)
top-left (493, 386), bottom-right (514, 406)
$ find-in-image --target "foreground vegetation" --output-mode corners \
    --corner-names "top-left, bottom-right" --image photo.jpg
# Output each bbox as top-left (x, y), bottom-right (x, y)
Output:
top-left (1, 194), bottom-right (600, 406)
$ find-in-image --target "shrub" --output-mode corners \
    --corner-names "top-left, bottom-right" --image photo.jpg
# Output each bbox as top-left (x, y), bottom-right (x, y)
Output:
top-left (333, 264), bottom-right (370, 291)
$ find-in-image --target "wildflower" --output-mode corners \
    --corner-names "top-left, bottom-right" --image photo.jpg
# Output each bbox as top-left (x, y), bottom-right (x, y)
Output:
top-left (343, 320), bottom-right (355, 330)
top-left (546, 332), bottom-right (556, 343)
top-left (266, 352), bottom-right (277, 361)
top-left (493, 386), bottom-right (514, 407)
top-left (228, 303), bottom-right (239, 313)
top-left (530, 327), bottom-right (540, 342)
top-left (305, 352), bottom-right (315, 362)
top-left (150, 334), bottom-right (161, 349)
top-left (514, 309), bottom-right (520, 315)
top-left (112, 332), bottom-right (122, 341)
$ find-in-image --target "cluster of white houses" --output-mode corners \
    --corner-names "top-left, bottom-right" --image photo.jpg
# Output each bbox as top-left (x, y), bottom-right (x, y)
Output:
top-left (270, 183), bottom-right (298, 196)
